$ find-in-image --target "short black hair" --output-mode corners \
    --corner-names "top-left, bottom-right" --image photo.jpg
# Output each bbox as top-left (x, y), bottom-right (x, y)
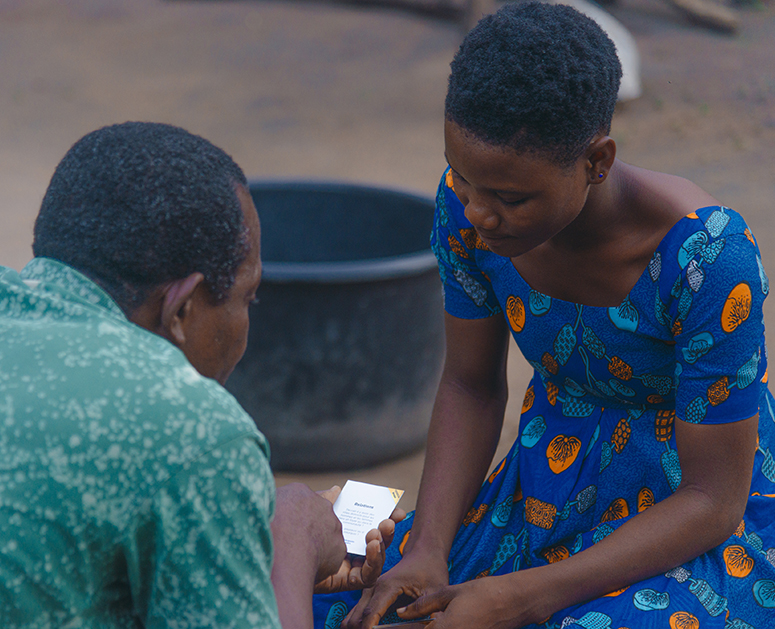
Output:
top-left (445, 2), bottom-right (622, 166)
top-left (33, 121), bottom-right (250, 313)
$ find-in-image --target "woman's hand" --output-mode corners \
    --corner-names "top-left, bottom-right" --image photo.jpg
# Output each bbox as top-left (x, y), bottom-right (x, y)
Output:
top-left (314, 507), bottom-right (406, 594)
top-left (395, 574), bottom-right (547, 629)
top-left (342, 548), bottom-right (451, 629)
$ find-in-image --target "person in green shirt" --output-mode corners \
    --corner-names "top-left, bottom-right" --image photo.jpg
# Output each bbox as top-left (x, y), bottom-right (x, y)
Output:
top-left (0, 122), bottom-right (398, 628)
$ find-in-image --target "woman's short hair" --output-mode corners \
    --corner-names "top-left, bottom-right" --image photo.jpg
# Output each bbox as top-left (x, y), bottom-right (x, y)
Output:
top-left (33, 121), bottom-right (250, 313)
top-left (445, 2), bottom-right (623, 166)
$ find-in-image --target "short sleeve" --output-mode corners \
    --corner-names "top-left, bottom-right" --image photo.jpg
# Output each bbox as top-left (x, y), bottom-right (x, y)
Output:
top-left (126, 434), bottom-right (281, 629)
top-left (430, 169), bottom-right (502, 319)
top-left (671, 208), bottom-right (769, 424)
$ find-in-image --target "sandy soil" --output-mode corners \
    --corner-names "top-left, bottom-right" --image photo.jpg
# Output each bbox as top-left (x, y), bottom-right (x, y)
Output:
top-left (0, 0), bottom-right (773, 508)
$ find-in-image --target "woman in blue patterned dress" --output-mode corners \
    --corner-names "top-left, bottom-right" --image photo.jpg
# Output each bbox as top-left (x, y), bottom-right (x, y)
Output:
top-left (314, 3), bottom-right (775, 628)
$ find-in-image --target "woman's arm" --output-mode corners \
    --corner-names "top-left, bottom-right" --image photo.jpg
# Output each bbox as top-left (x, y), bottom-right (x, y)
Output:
top-left (346, 312), bottom-right (511, 628)
top-left (397, 413), bottom-right (759, 628)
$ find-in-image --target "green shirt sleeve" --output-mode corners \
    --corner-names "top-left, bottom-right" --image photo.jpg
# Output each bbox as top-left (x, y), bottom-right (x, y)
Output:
top-left (125, 434), bottom-right (281, 629)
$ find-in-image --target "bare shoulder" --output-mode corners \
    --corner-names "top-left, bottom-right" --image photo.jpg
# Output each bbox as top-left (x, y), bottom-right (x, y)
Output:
top-left (623, 164), bottom-right (722, 220)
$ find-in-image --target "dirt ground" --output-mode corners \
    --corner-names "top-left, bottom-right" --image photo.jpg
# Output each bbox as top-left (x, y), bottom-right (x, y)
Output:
top-left (1, 0), bottom-right (773, 509)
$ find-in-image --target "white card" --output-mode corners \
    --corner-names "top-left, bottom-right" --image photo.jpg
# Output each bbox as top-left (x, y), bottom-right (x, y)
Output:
top-left (333, 480), bottom-right (404, 556)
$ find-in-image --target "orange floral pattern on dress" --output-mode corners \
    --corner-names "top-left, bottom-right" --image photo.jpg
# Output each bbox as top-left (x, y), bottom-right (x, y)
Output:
top-left (611, 418), bottom-right (631, 454)
top-left (646, 394), bottom-right (663, 405)
top-left (600, 498), bottom-right (629, 523)
top-left (670, 612), bottom-right (699, 629)
top-left (463, 504), bottom-right (489, 526)
top-left (488, 458), bottom-right (506, 483)
top-left (546, 381), bottom-right (559, 406)
top-left (541, 352), bottom-right (559, 375)
top-left (707, 377), bottom-right (730, 406)
top-left (448, 234), bottom-right (468, 258)
top-left (507, 295), bottom-right (526, 333)
top-left (399, 530), bottom-right (411, 555)
top-left (603, 587), bottom-right (628, 597)
top-left (608, 356), bottom-right (633, 381)
top-left (655, 410), bottom-right (675, 442)
top-left (459, 227), bottom-right (490, 251)
top-left (445, 169), bottom-right (455, 190)
top-left (638, 487), bottom-right (655, 512)
top-left (541, 544), bottom-right (569, 564)
top-left (745, 227), bottom-right (755, 245)
top-left (721, 282), bottom-right (752, 333)
top-left (524, 496), bottom-right (557, 529)
top-left (734, 520), bottom-right (746, 537)
top-left (546, 435), bottom-right (582, 474)
top-left (522, 386), bottom-right (535, 414)
top-left (723, 545), bottom-right (755, 578)
top-left (672, 320), bottom-right (683, 337)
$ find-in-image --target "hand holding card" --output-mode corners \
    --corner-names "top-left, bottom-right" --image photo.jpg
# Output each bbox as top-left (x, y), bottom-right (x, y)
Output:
top-left (333, 480), bottom-right (404, 555)
top-left (313, 480), bottom-right (405, 595)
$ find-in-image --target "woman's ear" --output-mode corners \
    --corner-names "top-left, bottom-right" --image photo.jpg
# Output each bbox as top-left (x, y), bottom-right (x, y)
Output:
top-left (159, 272), bottom-right (206, 347)
top-left (587, 135), bottom-right (617, 184)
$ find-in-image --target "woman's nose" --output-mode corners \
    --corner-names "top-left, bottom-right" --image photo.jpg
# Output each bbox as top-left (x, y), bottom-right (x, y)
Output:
top-left (464, 198), bottom-right (500, 231)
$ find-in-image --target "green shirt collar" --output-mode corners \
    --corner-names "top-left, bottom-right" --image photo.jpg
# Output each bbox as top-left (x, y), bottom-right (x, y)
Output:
top-left (18, 257), bottom-right (127, 320)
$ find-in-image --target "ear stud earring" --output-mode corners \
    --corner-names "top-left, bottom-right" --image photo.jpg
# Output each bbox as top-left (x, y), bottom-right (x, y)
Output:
top-left (598, 173), bottom-right (604, 179)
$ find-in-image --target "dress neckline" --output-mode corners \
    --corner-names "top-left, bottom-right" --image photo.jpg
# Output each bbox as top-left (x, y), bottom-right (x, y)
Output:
top-left (506, 206), bottom-right (723, 310)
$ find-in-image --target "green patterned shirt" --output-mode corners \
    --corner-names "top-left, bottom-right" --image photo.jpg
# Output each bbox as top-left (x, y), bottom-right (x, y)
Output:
top-left (0, 258), bottom-right (281, 629)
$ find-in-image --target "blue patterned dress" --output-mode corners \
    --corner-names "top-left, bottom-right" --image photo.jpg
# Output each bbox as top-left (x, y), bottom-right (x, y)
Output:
top-left (314, 171), bottom-right (775, 629)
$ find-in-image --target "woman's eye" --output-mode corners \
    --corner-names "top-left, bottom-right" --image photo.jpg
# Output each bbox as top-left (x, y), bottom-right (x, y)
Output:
top-left (499, 197), bottom-right (527, 206)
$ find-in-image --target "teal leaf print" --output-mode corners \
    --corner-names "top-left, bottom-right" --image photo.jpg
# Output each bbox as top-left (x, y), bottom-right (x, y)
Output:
top-left (593, 524), bottom-right (614, 544)
top-left (685, 396), bottom-right (707, 423)
top-left (661, 448), bottom-right (682, 491)
top-left (654, 290), bottom-right (669, 326)
top-left (748, 532), bottom-right (764, 552)
top-left (753, 579), bottom-right (775, 608)
top-left (490, 498), bottom-right (512, 528)
top-left (608, 379), bottom-right (636, 397)
top-left (575, 485), bottom-right (597, 513)
top-left (736, 350), bottom-right (760, 390)
top-left (608, 297), bottom-right (639, 333)
top-left (600, 441), bottom-right (613, 472)
top-left (678, 230), bottom-right (709, 269)
top-left (528, 290), bottom-right (552, 316)
top-left (686, 258), bottom-right (705, 293)
top-left (563, 377), bottom-right (587, 398)
top-left (521, 416), bottom-right (546, 448)
top-left (665, 566), bottom-right (692, 583)
top-left (757, 255), bottom-right (770, 295)
top-left (641, 374), bottom-right (673, 396)
top-left (562, 398), bottom-right (595, 418)
top-left (570, 611), bottom-right (612, 629)
top-left (554, 324), bottom-right (576, 366)
top-left (688, 578), bottom-right (728, 616)
top-left (701, 238), bottom-right (725, 264)
top-left (648, 251), bottom-right (662, 282)
top-left (677, 287), bottom-right (693, 321)
top-left (582, 326), bottom-right (606, 359)
top-left (704, 208), bottom-right (730, 237)
top-left (452, 268), bottom-right (487, 306)
top-left (325, 602), bottom-right (350, 629)
top-left (726, 619), bottom-right (756, 629)
top-left (761, 448), bottom-right (775, 483)
top-left (633, 588), bottom-right (670, 611)
top-left (682, 332), bottom-right (714, 364)
top-left (490, 533), bottom-right (518, 573)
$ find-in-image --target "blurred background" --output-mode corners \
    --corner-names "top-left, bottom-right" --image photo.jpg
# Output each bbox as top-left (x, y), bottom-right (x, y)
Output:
top-left (1, 0), bottom-right (773, 509)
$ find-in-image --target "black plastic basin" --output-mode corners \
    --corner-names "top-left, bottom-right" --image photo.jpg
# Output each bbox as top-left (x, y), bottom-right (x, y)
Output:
top-left (225, 181), bottom-right (445, 471)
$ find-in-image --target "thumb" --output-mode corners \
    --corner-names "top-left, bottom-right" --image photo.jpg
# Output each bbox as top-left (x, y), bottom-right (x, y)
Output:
top-left (318, 485), bottom-right (342, 505)
top-left (397, 587), bottom-right (453, 620)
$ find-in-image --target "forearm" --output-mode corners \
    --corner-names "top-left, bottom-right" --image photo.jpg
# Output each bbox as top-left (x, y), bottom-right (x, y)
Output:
top-left (513, 478), bottom-right (749, 622)
top-left (271, 521), bottom-right (317, 628)
top-left (407, 376), bottom-right (507, 558)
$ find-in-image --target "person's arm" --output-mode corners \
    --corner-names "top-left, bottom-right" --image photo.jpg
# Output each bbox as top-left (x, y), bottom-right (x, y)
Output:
top-left (271, 483), bottom-right (348, 629)
top-left (346, 312), bottom-right (511, 628)
top-left (396, 413), bottom-right (758, 627)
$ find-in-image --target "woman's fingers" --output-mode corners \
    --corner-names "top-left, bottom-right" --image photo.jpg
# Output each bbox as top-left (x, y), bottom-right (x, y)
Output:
top-left (397, 587), bottom-right (453, 619)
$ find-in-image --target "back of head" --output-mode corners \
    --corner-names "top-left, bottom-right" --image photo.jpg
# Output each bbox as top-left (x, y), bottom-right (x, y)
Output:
top-left (445, 2), bottom-right (623, 166)
top-left (33, 122), bottom-right (249, 313)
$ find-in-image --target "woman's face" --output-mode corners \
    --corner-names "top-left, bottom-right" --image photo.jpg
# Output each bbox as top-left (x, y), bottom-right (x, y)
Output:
top-left (444, 119), bottom-right (593, 259)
